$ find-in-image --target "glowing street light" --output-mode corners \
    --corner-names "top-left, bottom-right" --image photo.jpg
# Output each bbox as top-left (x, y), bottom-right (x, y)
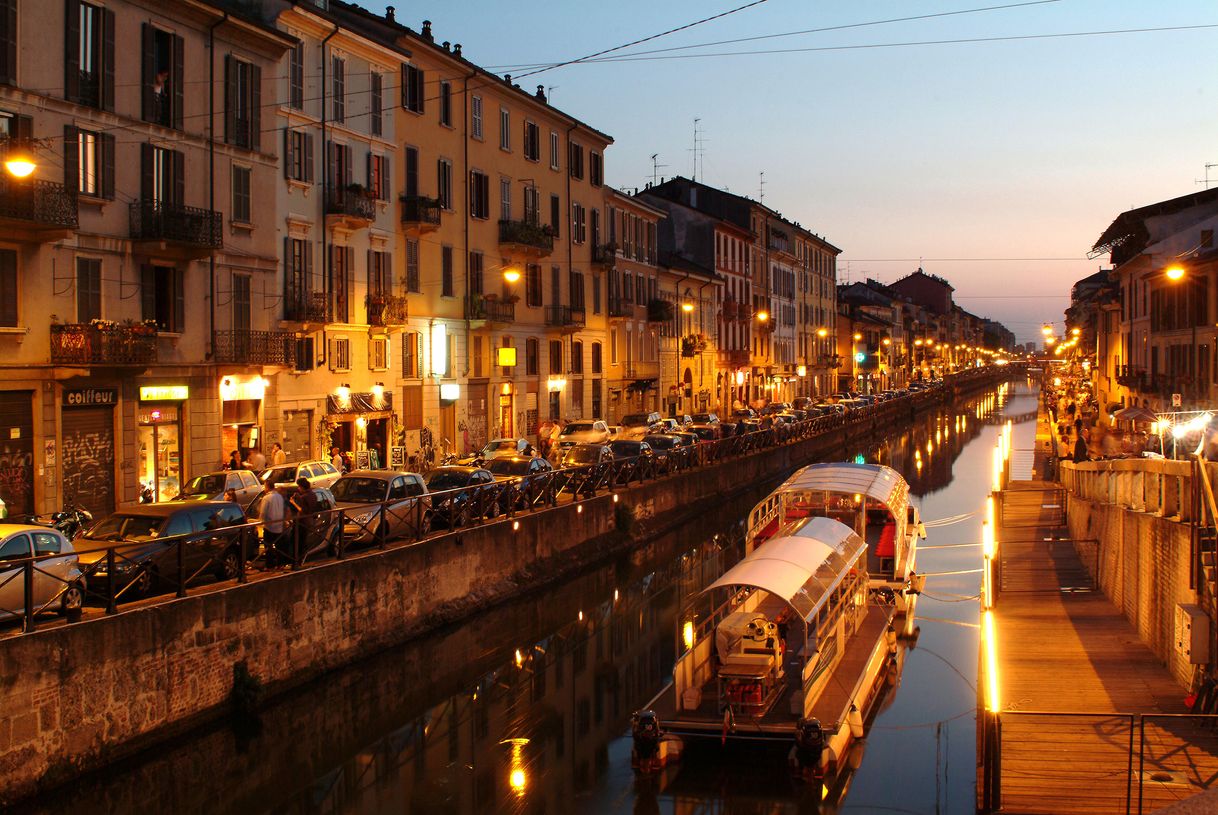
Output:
top-left (817, 327), bottom-right (828, 338)
top-left (503, 267), bottom-right (521, 284)
top-left (1165, 265), bottom-right (1186, 281)
top-left (4, 151), bottom-right (35, 178)
top-left (755, 310), bottom-right (769, 322)
top-left (681, 301), bottom-right (694, 313)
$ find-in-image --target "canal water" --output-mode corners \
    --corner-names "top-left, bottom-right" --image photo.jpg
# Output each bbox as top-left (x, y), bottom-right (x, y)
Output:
top-left (23, 380), bottom-right (1039, 815)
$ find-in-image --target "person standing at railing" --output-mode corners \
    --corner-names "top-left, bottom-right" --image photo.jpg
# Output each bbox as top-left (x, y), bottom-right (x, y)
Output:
top-left (258, 482), bottom-right (286, 567)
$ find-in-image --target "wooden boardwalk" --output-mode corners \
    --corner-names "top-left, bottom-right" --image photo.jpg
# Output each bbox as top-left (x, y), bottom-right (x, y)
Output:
top-left (989, 417), bottom-right (1218, 813)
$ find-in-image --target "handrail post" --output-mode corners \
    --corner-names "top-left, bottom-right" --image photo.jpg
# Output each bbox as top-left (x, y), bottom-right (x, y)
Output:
top-left (1136, 714), bottom-right (1145, 815)
top-left (378, 504), bottom-right (387, 550)
top-left (1126, 712), bottom-right (1135, 815)
top-left (176, 538), bottom-right (186, 597)
top-left (22, 559), bottom-right (34, 633)
top-left (106, 547), bottom-right (117, 614)
top-left (237, 528), bottom-right (247, 584)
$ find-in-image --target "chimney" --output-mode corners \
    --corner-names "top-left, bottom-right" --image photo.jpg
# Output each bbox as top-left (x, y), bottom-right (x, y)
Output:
top-left (535, 85), bottom-right (546, 102)
top-left (421, 20), bottom-right (433, 41)
top-left (453, 43), bottom-right (461, 56)
top-left (385, 5), bottom-right (394, 22)
top-left (442, 41), bottom-right (450, 51)
top-left (504, 73), bottom-right (511, 84)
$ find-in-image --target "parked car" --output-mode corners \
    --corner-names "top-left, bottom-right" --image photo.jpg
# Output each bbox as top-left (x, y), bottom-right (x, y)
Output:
top-left (424, 466), bottom-right (499, 528)
top-left (792, 396), bottom-right (815, 411)
top-left (557, 443), bottom-right (615, 493)
top-left (620, 412), bottom-right (663, 441)
top-left (459, 438), bottom-right (533, 465)
top-left (657, 416), bottom-right (692, 433)
top-left (0, 525), bottom-right (85, 621)
top-left (174, 469), bottom-right (262, 510)
top-left (75, 502), bottom-right (255, 597)
top-left (331, 470), bottom-right (431, 545)
top-left (759, 402), bottom-right (791, 416)
top-left (260, 460), bottom-right (341, 493)
top-left (486, 456), bottom-right (554, 510)
top-left (609, 440), bottom-right (655, 483)
top-left (556, 420), bottom-right (611, 451)
top-left (688, 424), bottom-right (723, 441)
top-left (692, 412), bottom-right (721, 425)
top-left (665, 430), bottom-right (700, 448)
top-left (643, 434), bottom-right (686, 473)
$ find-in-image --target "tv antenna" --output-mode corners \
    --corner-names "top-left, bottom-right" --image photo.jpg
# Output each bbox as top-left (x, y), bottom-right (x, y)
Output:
top-left (546, 86), bottom-right (558, 103)
top-left (690, 118), bottom-right (706, 181)
top-left (1197, 162), bottom-right (1218, 189)
top-left (649, 153), bottom-right (669, 187)
top-left (759, 171), bottom-right (766, 204)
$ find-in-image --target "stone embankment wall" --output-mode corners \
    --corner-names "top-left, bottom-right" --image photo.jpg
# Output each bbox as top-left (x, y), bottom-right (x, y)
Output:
top-left (1061, 459), bottom-right (1200, 687)
top-left (0, 371), bottom-right (1010, 803)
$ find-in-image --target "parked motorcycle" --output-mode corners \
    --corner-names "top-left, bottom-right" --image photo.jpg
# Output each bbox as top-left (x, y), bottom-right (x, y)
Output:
top-left (0, 501), bottom-right (94, 540)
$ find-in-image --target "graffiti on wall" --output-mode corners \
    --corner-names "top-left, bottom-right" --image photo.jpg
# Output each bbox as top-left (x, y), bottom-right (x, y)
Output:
top-left (62, 425), bottom-right (115, 517)
top-left (0, 442), bottom-right (34, 517)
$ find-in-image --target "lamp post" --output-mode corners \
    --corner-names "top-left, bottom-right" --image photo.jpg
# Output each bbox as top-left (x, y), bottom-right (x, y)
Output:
top-left (1164, 264), bottom-right (1198, 406)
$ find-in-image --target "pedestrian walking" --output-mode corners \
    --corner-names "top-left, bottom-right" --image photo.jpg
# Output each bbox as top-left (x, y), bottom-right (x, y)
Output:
top-left (1073, 431), bottom-right (1089, 463)
top-left (258, 482), bottom-right (286, 567)
top-left (245, 447), bottom-right (267, 472)
top-left (270, 442), bottom-right (287, 466)
top-left (330, 445), bottom-right (343, 471)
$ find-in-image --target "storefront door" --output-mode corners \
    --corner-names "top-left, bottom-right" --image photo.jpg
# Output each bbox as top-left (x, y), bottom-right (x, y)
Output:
top-left (468, 382), bottom-right (488, 448)
top-left (61, 404), bottom-right (115, 519)
top-left (137, 404), bottom-right (182, 501)
top-left (282, 410), bottom-right (312, 463)
top-left (0, 391), bottom-right (34, 517)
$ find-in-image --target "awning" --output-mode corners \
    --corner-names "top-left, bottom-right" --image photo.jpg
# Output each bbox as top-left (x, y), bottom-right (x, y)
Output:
top-left (776, 463), bottom-right (909, 512)
top-left (705, 517), bottom-right (866, 623)
top-left (1113, 405), bottom-right (1156, 423)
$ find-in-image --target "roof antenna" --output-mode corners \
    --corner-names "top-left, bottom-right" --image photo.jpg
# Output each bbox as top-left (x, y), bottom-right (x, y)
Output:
top-left (690, 118), bottom-right (705, 182)
top-left (649, 153), bottom-right (668, 187)
top-left (1197, 162), bottom-right (1218, 189)
top-left (759, 171), bottom-right (765, 204)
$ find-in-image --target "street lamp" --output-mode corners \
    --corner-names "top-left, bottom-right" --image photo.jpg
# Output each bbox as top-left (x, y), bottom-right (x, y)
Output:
top-left (503, 267), bottom-right (521, 284)
top-left (755, 309), bottom-right (769, 323)
top-left (4, 151), bottom-right (35, 178)
top-left (1165, 264), bottom-right (1199, 404)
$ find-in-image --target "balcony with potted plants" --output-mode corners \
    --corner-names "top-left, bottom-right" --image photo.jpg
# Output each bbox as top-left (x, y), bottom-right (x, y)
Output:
top-left (129, 200), bottom-right (222, 258)
top-left (50, 319), bottom-right (158, 367)
top-left (545, 305), bottom-right (586, 332)
top-left (400, 195), bottom-right (441, 235)
top-left (283, 287), bottom-right (333, 325)
top-left (498, 218), bottom-right (554, 258)
top-left (326, 184), bottom-right (377, 229)
top-left (592, 242), bottom-right (617, 267)
top-left (464, 293), bottom-right (516, 324)
top-left (366, 292), bottom-right (409, 327)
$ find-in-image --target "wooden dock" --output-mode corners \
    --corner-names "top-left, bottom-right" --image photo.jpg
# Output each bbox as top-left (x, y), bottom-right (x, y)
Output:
top-left (987, 411), bottom-right (1218, 813)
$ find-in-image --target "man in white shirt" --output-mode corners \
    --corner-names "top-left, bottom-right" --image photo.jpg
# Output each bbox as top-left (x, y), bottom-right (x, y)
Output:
top-left (246, 447), bottom-right (267, 472)
top-left (258, 482), bottom-right (287, 567)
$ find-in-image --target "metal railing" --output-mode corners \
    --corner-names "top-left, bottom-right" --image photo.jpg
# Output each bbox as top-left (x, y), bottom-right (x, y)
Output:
top-left (326, 189), bottom-right (377, 221)
top-left (498, 218), bottom-right (555, 253)
top-left (545, 305), bottom-right (586, 329)
top-left (0, 178), bottom-right (78, 229)
top-left (0, 365), bottom-right (1017, 636)
top-left (129, 200), bottom-right (222, 248)
top-left (465, 295), bottom-right (515, 323)
top-left (211, 330), bottom-right (297, 366)
top-left (284, 289), bottom-right (332, 323)
top-left (365, 293), bottom-right (409, 326)
top-left (50, 323), bottom-right (158, 366)
top-left (400, 195), bottom-right (441, 227)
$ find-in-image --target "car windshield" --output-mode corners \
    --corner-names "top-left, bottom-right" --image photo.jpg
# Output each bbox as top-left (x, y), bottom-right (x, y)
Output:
top-left (87, 514), bottom-right (165, 541)
top-left (426, 471), bottom-right (472, 491)
top-left (645, 436), bottom-right (676, 449)
top-left (261, 467), bottom-right (296, 486)
top-left (564, 447), bottom-right (603, 464)
top-left (180, 474), bottom-right (225, 496)
top-left (331, 477), bottom-right (387, 503)
top-left (487, 459), bottom-right (531, 476)
top-left (692, 413), bottom-right (713, 422)
top-left (482, 440), bottom-right (517, 454)
top-left (561, 423), bottom-right (594, 435)
top-left (621, 414), bottom-right (651, 426)
top-left (610, 441), bottom-right (641, 456)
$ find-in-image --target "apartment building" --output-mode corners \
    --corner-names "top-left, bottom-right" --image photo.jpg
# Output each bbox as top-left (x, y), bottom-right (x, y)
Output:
top-left (0, 0), bottom-right (290, 518)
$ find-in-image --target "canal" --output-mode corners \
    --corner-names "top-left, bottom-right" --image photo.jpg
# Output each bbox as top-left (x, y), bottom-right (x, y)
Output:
top-left (20, 379), bottom-right (1039, 815)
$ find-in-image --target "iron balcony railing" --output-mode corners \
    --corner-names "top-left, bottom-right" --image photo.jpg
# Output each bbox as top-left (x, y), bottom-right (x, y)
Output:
top-left (283, 289), bottom-right (332, 323)
top-left (608, 295), bottom-right (635, 318)
top-left (498, 218), bottom-right (555, 253)
top-left (400, 195), bottom-right (441, 227)
top-left (0, 179), bottom-right (78, 229)
top-left (326, 189), bottom-right (377, 221)
top-left (366, 293), bottom-right (409, 326)
top-left (592, 243), bottom-right (617, 265)
top-left (545, 305), bottom-right (586, 329)
top-left (50, 323), bottom-right (158, 366)
top-left (129, 200), bottom-right (222, 248)
top-left (211, 330), bottom-right (297, 366)
top-left (465, 295), bottom-right (515, 323)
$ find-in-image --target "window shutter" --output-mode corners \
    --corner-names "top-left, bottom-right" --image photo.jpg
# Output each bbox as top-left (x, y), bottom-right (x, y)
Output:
top-left (346, 246), bottom-right (355, 319)
top-left (405, 147), bottom-right (417, 197)
top-left (283, 129), bottom-right (295, 180)
top-left (365, 151), bottom-right (372, 193)
top-left (249, 64), bottom-right (262, 150)
top-left (381, 156), bottom-right (391, 201)
top-left (344, 144), bottom-right (352, 191)
top-left (305, 237), bottom-right (314, 290)
top-left (223, 55), bottom-right (236, 144)
top-left (172, 34), bottom-right (184, 130)
top-left (63, 125), bottom-right (78, 190)
top-left (13, 114), bottom-right (30, 144)
top-left (414, 68), bottom-right (424, 113)
top-left (140, 264), bottom-right (155, 321)
top-left (173, 267), bottom-right (185, 331)
top-left (0, 0), bottom-right (15, 85)
top-left (140, 24), bottom-right (154, 122)
top-left (399, 63), bottom-right (408, 108)
top-left (64, 0), bottom-right (80, 102)
top-left (101, 7), bottom-right (114, 110)
top-left (304, 133), bottom-right (314, 182)
top-left (283, 236), bottom-right (293, 311)
top-left (100, 133), bottom-right (114, 199)
top-left (139, 142), bottom-right (154, 202)
top-left (172, 149), bottom-right (185, 207)
top-left (325, 140), bottom-right (334, 190)
top-left (366, 249), bottom-right (374, 295)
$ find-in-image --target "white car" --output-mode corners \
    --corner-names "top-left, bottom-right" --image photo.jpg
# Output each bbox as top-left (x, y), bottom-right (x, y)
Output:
top-left (556, 420), bottom-right (611, 451)
top-left (0, 525), bottom-right (85, 621)
top-left (619, 412), bottom-right (663, 441)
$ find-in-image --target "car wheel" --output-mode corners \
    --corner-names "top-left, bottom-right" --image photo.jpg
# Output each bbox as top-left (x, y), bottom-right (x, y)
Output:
top-left (60, 581), bottom-right (84, 617)
top-left (418, 512), bottom-right (433, 537)
top-left (216, 548), bottom-right (240, 581)
top-left (133, 565), bottom-right (157, 598)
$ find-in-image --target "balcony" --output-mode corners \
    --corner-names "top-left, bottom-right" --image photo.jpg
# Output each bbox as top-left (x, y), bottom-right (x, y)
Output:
top-left (465, 295), bottom-right (515, 324)
top-left (400, 195), bottom-right (441, 234)
top-left (0, 179), bottom-right (78, 241)
top-left (212, 330), bottom-right (296, 367)
top-left (283, 289), bottom-right (332, 324)
top-left (592, 243), bottom-right (617, 267)
top-left (326, 188), bottom-right (377, 228)
top-left (51, 322), bottom-right (157, 367)
top-left (545, 305), bottom-right (586, 332)
top-left (608, 295), bottom-right (639, 320)
top-left (721, 349), bottom-right (750, 368)
top-left (366, 293), bottom-right (409, 327)
top-left (129, 200), bottom-right (222, 257)
top-left (498, 218), bottom-right (554, 258)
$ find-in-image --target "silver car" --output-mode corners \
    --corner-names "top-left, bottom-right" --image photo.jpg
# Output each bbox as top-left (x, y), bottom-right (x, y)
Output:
top-left (330, 470), bottom-right (431, 545)
top-left (174, 469), bottom-right (262, 510)
top-left (0, 525), bottom-right (85, 621)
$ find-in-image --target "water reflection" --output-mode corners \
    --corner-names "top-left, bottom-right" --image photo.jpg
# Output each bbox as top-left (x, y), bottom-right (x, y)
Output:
top-left (19, 381), bottom-right (1034, 815)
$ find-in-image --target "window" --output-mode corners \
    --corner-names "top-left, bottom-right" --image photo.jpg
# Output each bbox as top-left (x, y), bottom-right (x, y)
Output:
top-left (369, 336), bottom-right (389, 370)
top-left (370, 71), bottom-right (383, 137)
top-left (441, 246), bottom-right (454, 297)
top-left (288, 41), bottom-right (303, 110)
top-left (224, 56), bottom-right (261, 150)
top-left (284, 129), bottom-right (314, 182)
top-left (548, 391), bottom-right (560, 421)
top-left (469, 171), bottom-right (489, 219)
top-left (293, 336), bottom-right (314, 372)
top-left (524, 185), bottom-right (539, 225)
top-left (0, 249), bottom-right (14, 327)
top-left (499, 108), bottom-right (510, 150)
top-left (142, 26), bottom-right (183, 129)
top-left (591, 342), bottom-right (602, 373)
top-left (284, 237), bottom-right (313, 320)
top-left (572, 203), bottom-right (586, 244)
top-left (67, 0), bottom-right (114, 109)
top-left (550, 194), bottom-right (561, 238)
top-left (592, 273), bottom-right (601, 314)
top-left (524, 121), bottom-right (540, 161)
top-left (500, 177), bottom-right (511, 221)
top-left (233, 273), bottom-right (251, 331)
top-left (368, 249), bottom-right (390, 294)
top-left (0, 0), bottom-right (15, 85)
top-left (471, 95), bottom-right (483, 138)
top-left (526, 337), bottom-right (539, 375)
top-left (76, 258), bottom-right (101, 322)
top-left (526, 263), bottom-right (541, 307)
top-left (400, 63), bottom-right (424, 113)
top-left (327, 141), bottom-right (353, 192)
top-left (439, 80), bottom-right (452, 126)
top-left (590, 151), bottom-right (603, 187)
top-left (141, 264), bottom-right (184, 333)
top-left (469, 251), bottom-right (484, 295)
top-left (571, 341), bottom-right (583, 374)
top-left (568, 142), bottom-right (584, 180)
top-left (331, 56), bottom-right (345, 122)
top-left (549, 340), bottom-right (562, 374)
top-left (232, 165), bottom-right (251, 223)
top-left (570, 271), bottom-right (585, 310)
top-left (141, 144), bottom-right (183, 206)
top-left (368, 154), bottom-right (390, 200)
top-left (330, 245), bottom-right (353, 323)
top-left (405, 238), bottom-right (420, 293)
top-left (65, 127), bottom-right (113, 198)
top-left (437, 158), bottom-right (453, 209)
top-left (330, 336), bottom-right (351, 371)
top-left (402, 332), bottom-right (421, 377)
top-left (549, 131), bottom-right (559, 170)
top-left (472, 336), bottom-right (483, 379)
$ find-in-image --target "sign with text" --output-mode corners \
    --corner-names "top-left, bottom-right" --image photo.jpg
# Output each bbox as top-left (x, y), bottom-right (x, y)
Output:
top-left (140, 385), bottom-right (189, 402)
top-left (64, 387), bottom-right (118, 407)
top-left (390, 446), bottom-right (406, 468)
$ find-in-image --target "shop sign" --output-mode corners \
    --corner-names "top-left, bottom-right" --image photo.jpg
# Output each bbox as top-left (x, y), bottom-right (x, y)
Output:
top-left (140, 385), bottom-right (189, 402)
top-left (64, 387), bottom-right (118, 407)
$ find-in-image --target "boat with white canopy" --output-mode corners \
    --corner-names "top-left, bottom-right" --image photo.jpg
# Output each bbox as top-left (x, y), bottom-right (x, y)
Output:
top-left (633, 515), bottom-right (899, 778)
top-left (745, 462), bottom-right (925, 624)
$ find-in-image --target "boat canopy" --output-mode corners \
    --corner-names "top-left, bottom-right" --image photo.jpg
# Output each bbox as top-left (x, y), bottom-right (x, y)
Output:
top-left (778, 463), bottom-right (908, 511)
top-left (706, 517), bottom-right (867, 623)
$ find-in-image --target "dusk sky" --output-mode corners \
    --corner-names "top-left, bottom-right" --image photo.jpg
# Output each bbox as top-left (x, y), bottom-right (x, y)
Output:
top-left (375, 1), bottom-right (1218, 343)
